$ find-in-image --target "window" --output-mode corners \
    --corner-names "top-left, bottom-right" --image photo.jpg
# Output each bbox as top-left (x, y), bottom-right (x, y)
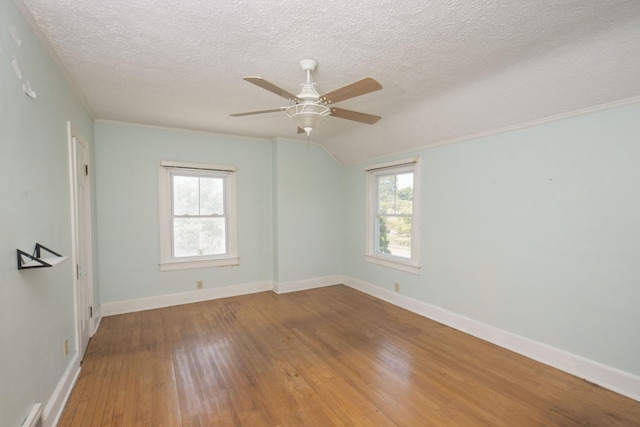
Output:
top-left (159, 161), bottom-right (238, 271)
top-left (366, 157), bottom-right (421, 274)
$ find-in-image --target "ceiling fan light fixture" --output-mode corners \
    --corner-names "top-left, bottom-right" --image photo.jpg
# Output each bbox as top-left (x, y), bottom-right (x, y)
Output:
top-left (285, 102), bottom-right (331, 135)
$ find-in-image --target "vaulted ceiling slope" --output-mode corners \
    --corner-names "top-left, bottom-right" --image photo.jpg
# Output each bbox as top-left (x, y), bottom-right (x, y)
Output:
top-left (18, 0), bottom-right (640, 165)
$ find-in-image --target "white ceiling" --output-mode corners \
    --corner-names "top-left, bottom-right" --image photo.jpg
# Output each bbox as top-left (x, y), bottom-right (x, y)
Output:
top-left (18, 0), bottom-right (640, 165)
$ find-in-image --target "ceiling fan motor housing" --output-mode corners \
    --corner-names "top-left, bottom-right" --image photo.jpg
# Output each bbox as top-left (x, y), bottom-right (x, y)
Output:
top-left (297, 83), bottom-right (321, 101)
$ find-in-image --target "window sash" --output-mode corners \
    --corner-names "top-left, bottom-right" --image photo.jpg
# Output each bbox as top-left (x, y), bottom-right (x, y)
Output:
top-left (172, 217), bottom-right (227, 258)
top-left (170, 172), bottom-right (226, 217)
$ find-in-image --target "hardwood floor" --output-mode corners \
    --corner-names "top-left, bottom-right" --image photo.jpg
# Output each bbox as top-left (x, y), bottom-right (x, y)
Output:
top-left (59, 285), bottom-right (640, 426)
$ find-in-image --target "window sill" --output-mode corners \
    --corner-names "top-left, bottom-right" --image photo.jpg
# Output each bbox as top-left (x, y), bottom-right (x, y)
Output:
top-left (160, 256), bottom-right (239, 271)
top-left (365, 254), bottom-right (421, 275)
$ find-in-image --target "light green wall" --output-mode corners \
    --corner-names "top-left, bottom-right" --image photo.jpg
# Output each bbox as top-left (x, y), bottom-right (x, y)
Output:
top-left (343, 102), bottom-right (640, 376)
top-left (0, 2), bottom-right (95, 426)
top-left (94, 126), bottom-right (344, 300)
top-left (94, 123), bottom-right (274, 302)
top-left (272, 139), bottom-right (343, 282)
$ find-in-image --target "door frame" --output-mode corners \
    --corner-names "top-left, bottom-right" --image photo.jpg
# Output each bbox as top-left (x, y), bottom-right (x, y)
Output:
top-left (67, 121), bottom-right (94, 359)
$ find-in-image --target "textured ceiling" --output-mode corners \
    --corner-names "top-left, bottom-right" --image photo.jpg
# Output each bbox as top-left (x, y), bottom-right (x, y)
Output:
top-left (18, 0), bottom-right (640, 164)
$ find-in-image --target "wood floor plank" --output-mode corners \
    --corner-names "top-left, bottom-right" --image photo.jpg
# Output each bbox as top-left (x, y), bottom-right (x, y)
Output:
top-left (58, 285), bottom-right (640, 426)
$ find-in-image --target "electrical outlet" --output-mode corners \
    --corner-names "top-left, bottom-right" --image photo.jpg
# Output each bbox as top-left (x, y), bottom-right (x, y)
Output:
top-left (197, 280), bottom-right (203, 290)
top-left (394, 283), bottom-right (400, 293)
top-left (63, 339), bottom-right (68, 357)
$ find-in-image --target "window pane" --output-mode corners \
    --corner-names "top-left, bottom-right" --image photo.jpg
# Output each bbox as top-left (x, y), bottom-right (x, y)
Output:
top-left (200, 177), bottom-right (224, 215)
top-left (173, 217), bottom-right (226, 257)
top-left (377, 172), bottom-right (413, 215)
top-left (377, 216), bottom-right (411, 258)
top-left (173, 176), bottom-right (199, 215)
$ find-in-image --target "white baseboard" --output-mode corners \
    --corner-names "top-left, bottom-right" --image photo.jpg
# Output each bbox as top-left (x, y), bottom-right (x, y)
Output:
top-left (100, 280), bottom-right (275, 317)
top-left (42, 352), bottom-right (81, 427)
top-left (274, 275), bottom-right (343, 294)
top-left (100, 276), bottom-right (344, 316)
top-left (342, 275), bottom-right (640, 403)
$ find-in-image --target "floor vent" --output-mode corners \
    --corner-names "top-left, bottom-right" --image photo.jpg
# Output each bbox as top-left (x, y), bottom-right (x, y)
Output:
top-left (22, 403), bottom-right (43, 427)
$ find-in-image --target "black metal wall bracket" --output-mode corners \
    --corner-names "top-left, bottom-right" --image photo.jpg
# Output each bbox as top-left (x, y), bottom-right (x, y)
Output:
top-left (17, 243), bottom-right (68, 270)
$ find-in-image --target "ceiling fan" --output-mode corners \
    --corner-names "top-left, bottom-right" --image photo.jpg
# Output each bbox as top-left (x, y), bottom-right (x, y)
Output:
top-left (230, 59), bottom-right (382, 136)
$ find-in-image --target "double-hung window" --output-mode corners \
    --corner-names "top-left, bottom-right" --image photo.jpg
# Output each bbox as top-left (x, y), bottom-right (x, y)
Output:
top-left (159, 161), bottom-right (238, 271)
top-left (365, 157), bottom-right (421, 274)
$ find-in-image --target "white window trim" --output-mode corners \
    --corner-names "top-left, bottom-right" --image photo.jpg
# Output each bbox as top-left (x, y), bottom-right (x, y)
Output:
top-left (158, 160), bottom-right (238, 271)
top-left (365, 157), bottom-right (421, 275)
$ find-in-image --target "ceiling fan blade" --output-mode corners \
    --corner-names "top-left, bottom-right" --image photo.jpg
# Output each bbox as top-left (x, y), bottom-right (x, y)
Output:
top-left (230, 108), bottom-right (283, 117)
top-left (244, 77), bottom-right (298, 100)
top-left (330, 107), bottom-right (381, 124)
top-left (321, 78), bottom-right (382, 104)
